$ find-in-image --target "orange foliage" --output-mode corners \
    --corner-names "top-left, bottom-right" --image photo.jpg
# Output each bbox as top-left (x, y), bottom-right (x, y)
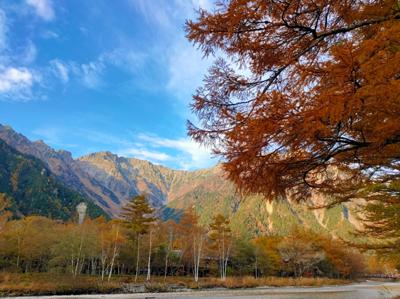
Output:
top-left (186, 0), bottom-right (400, 204)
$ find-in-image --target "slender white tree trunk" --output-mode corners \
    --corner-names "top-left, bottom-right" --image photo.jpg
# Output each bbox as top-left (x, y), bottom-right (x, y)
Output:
top-left (193, 234), bottom-right (203, 282)
top-left (108, 225), bottom-right (120, 282)
top-left (146, 230), bottom-right (152, 281)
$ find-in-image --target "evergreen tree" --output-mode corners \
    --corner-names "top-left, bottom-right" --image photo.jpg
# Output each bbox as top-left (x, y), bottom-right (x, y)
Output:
top-left (121, 195), bottom-right (156, 282)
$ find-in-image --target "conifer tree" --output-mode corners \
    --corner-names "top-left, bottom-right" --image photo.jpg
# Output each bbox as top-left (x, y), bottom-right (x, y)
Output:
top-left (186, 0), bottom-right (400, 206)
top-left (121, 195), bottom-right (156, 282)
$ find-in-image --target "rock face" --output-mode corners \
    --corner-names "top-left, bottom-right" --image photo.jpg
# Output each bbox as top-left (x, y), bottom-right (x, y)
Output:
top-left (0, 124), bottom-right (359, 238)
top-left (0, 124), bottom-right (121, 215)
top-left (78, 152), bottom-right (233, 216)
top-left (0, 138), bottom-right (106, 220)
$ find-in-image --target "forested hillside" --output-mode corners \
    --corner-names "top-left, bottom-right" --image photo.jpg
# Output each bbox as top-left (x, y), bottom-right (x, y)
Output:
top-left (0, 139), bottom-right (105, 220)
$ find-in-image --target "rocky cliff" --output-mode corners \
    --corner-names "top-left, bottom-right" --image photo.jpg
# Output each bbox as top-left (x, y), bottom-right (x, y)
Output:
top-left (0, 124), bottom-right (361, 237)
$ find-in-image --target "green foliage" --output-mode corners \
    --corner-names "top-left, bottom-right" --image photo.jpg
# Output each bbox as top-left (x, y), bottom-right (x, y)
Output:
top-left (0, 139), bottom-right (106, 220)
top-left (121, 195), bottom-right (156, 236)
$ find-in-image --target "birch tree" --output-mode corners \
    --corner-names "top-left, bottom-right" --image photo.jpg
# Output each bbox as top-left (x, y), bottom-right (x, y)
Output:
top-left (209, 214), bottom-right (232, 280)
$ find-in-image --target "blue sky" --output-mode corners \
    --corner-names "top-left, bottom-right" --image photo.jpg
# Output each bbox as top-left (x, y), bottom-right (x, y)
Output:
top-left (0, 0), bottom-right (217, 170)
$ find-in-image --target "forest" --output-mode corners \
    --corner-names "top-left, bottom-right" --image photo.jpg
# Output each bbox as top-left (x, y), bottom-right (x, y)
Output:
top-left (0, 194), bottom-right (394, 296)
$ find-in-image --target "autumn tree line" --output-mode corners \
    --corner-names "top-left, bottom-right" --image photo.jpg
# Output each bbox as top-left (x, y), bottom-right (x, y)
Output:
top-left (0, 194), bottom-right (383, 282)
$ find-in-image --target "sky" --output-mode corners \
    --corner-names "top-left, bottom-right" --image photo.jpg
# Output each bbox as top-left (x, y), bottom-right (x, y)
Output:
top-left (0, 0), bottom-right (218, 170)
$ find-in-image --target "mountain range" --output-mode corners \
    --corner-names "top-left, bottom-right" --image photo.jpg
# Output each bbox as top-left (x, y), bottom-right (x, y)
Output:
top-left (0, 124), bottom-right (361, 238)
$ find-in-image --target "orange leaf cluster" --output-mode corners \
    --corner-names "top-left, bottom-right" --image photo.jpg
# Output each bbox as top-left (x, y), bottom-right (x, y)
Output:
top-left (186, 0), bottom-right (400, 203)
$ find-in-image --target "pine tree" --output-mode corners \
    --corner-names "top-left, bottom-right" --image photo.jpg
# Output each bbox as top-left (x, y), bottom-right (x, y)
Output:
top-left (121, 195), bottom-right (156, 282)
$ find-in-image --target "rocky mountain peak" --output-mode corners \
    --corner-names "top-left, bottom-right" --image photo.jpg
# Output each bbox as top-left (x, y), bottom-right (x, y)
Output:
top-left (0, 125), bottom-right (359, 239)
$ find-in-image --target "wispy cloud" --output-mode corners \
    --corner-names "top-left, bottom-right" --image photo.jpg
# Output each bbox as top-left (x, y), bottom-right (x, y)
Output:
top-left (0, 9), bottom-right (7, 51)
top-left (0, 9), bottom-right (42, 101)
top-left (32, 126), bottom-right (77, 148)
top-left (166, 39), bottom-right (210, 103)
top-left (129, 0), bottom-right (214, 111)
top-left (26, 0), bottom-right (55, 21)
top-left (50, 59), bottom-right (69, 83)
top-left (118, 148), bottom-right (172, 162)
top-left (49, 48), bottom-right (147, 89)
top-left (137, 133), bottom-right (214, 170)
top-left (75, 129), bottom-right (134, 147)
top-left (20, 40), bottom-right (37, 64)
top-left (129, 0), bottom-right (173, 28)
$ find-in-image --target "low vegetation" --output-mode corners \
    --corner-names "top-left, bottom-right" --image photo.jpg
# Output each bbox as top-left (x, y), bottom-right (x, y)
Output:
top-left (0, 273), bottom-right (350, 296)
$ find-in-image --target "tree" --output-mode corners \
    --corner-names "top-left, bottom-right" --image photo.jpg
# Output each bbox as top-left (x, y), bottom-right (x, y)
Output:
top-left (278, 228), bottom-right (325, 277)
top-left (252, 236), bottom-right (281, 277)
top-left (208, 214), bottom-right (232, 280)
top-left (0, 193), bottom-right (11, 232)
top-left (96, 218), bottom-right (125, 281)
top-left (356, 180), bottom-right (400, 254)
top-left (175, 208), bottom-right (205, 282)
top-left (121, 195), bottom-right (156, 282)
top-left (160, 219), bottom-right (176, 281)
top-left (186, 0), bottom-right (400, 205)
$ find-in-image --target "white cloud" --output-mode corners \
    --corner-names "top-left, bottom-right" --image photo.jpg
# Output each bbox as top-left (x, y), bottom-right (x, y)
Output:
top-left (49, 48), bottom-right (147, 88)
top-left (41, 30), bottom-right (59, 39)
top-left (137, 133), bottom-right (214, 170)
top-left (0, 67), bottom-right (33, 91)
top-left (103, 49), bottom-right (146, 74)
top-left (26, 0), bottom-right (55, 21)
top-left (50, 59), bottom-right (69, 83)
top-left (0, 67), bottom-right (39, 100)
top-left (80, 61), bottom-right (104, 89)
top-left (118, 148), bottom-right (172, 162)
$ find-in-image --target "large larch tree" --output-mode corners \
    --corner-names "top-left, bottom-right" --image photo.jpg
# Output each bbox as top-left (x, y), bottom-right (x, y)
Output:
top-left (186, 0), bottom-right (400, 205)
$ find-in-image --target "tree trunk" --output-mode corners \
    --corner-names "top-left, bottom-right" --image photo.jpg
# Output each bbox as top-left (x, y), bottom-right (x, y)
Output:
top-left (164, 230), bottom-right (173, 282)
top-left (146, 230), bottom-right (152, 281)
top-left (135, 234), bottom-right (140, 282)
top-left (193, 234), bottom-right (203, 282)
top-left (108, 225), bottom-right (120, 282)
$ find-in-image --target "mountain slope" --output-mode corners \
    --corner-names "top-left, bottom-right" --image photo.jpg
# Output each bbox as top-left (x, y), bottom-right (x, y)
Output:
top-left (0, 124), bottom-right (361, 238)
top-left (0, 139), bottom-right (105, 220)
top-left (0, 124), bottom-right (122, 215)
top-left (79, 152), bottom-right (361, 238)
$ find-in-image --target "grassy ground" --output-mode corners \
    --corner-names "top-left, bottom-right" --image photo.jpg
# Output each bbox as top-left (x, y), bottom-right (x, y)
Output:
top-left (0, 272), bottom-right (351, 296)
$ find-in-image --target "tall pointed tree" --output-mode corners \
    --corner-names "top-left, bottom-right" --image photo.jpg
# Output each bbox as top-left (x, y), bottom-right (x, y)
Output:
top-left (121, 195), bottom-right (156, 282)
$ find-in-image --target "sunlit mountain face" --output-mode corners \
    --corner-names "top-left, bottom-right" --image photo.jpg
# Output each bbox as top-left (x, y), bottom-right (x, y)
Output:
top-left (0, 124), bottom-right (361, 239)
